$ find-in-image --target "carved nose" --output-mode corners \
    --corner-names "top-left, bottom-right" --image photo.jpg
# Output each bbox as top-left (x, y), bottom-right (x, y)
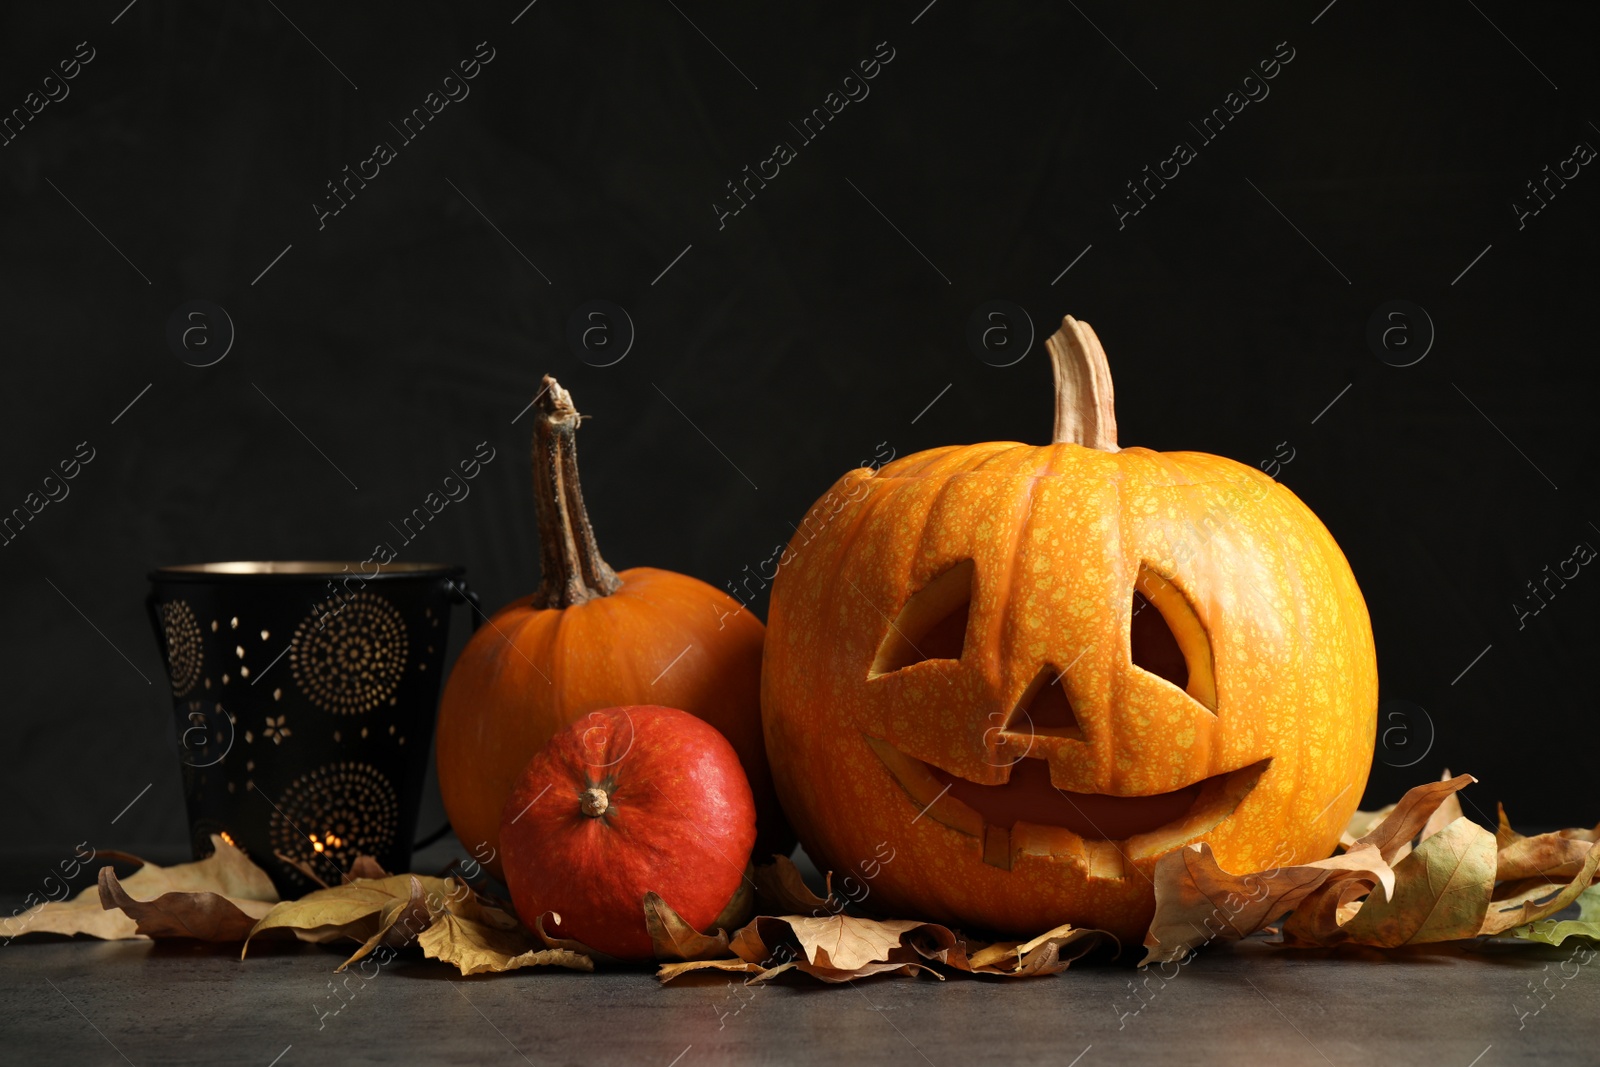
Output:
top-left (992, 664), bottom-right (1084, 765)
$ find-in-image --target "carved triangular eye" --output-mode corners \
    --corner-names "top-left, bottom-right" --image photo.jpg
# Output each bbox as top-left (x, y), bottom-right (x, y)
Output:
top-left (871, 559), bottom-right (974, 676)
top-left (1131, 563), bottom-right (1218, 712)
top-left (1009, 665), bottom-right (1084, 740)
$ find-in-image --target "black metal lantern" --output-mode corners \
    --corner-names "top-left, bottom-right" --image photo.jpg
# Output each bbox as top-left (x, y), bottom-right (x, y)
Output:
top-left (147, 561), bottom-right (477, 896)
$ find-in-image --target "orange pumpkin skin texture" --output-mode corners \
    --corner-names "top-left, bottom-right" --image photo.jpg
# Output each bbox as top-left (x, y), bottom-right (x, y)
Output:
top-left (761, 317), bottom-right (1377, 947)
top-left (436, 377), bottom-right (783, 880)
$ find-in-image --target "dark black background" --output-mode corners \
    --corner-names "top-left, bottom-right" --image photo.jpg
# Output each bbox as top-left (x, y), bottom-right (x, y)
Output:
top-left (2, 0), bottom-right (1596, 861)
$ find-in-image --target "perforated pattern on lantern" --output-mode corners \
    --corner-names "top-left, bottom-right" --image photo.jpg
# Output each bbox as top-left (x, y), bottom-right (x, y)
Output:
top-left (267, 760), bottom-right (399, 883)
top-left (289, 593), bottom-right (408, 714)
top-left (158, 600), bottom-right (204, 696)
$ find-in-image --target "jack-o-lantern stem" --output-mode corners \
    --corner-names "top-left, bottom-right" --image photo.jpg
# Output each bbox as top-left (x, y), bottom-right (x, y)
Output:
top-left (531, 375), bottom-right (623, 608)
top-left (1047, 315), bottom-right (1119, 451)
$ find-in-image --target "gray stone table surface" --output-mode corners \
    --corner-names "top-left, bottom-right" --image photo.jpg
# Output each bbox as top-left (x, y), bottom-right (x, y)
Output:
top-left (3, 840), bottom-right (1595, 1067)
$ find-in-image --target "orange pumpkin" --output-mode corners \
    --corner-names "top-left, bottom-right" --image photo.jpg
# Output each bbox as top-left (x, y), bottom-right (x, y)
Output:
top-left (437, 377), bottom-right (785, 878)
top-left (761, 316), bottom-right (1377, 945)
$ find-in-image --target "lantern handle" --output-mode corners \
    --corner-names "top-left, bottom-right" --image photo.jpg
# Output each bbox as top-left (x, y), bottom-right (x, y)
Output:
top-left (444, 576), bottom-right (483, 634)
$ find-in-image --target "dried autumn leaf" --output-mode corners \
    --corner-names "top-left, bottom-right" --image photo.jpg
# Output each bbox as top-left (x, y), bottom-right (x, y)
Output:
top-left (1495, 803), bottom-right (1522, 851)
top-left (723, 914), bottom-right (943, 982)
top-left (1340, 817), bottom-right (1497, 946)
top-left (954, 924), bottom-right (1113, 977)
top-left (533, 911), bottom-right (615, 962)
top-left (1496, 830), bottom-right (1596, 883)
top-left (243, 872), bottom-right (590, 976)
top-left (7, 882), bottom-right (140, 942)
top-left (8, 836), bottom-right (276, 943)
top-left (656, 920), bottom-right (792, 982)
top-left (1340, 803), bottom-right (1395, 850)
top-left (98, 866), bottom-right (274, 942)
top-left (447, 888), bottom-right (521, 932)
top-left (774, 913), bottom-right (935, 972)
top-left (657, 957), bottom-right (767, 981)
top-left (1492, 805), bottom-right (1598, 883)
top-left (659, 858), bottom-right (1125, 982)
top-left (91, 849), bottom-right (151, 868)
top-left (644, 892), bottom-right (732, 962)
top-left (1357, 774), bottom-right (1477, 862)
top-left (799, 961), bottom-right (935, 982)
top-left (275, 850), bottom-right (395, 890)
top-left (1493, 877), bottom-right (1569, 908)
top-left (347, 856), bottom-right (391, 880)
top-left (1481, 841), bottom-right (1600, 936)
top-left (338, 875), bottom-right (434, 971)
top-left (1420, 770), bottom-right (1465, 843)
top-left (712, 870), bottom-right (758, 932)
top-left (771, 921), bottom-right (940, 985)
top-left (1280, 875), bottom-right (1374, 945)
top-left (242, 874), bottom-right (456, 957)
top-left (1142, 842), bottom-right (1394, 963)
top-left (1284, 773), bottom-right (1478, 947)
top-left (274, 850), bottom-right (334, 890)
top-left (1513, 885), bottom-right (1600, 947)
top-left (418, 910), bottom-right (592, 976)
top-left (752, 855), bottom-right (831, 913)
top-left (658, 908), bottom-right (1110, 984)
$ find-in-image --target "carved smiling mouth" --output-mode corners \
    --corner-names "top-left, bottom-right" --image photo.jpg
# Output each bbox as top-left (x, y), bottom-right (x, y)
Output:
top-left (867, 736), bottom-right (1271, 879)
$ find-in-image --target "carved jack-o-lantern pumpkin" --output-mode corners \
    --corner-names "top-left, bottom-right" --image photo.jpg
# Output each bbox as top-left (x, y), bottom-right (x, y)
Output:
top-left (761, 316), bottom-right (1377, 945)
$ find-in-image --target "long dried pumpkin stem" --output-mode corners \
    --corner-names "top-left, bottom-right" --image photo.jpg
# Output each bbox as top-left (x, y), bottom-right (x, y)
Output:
top-left (1046, 315), bottom-right (1119, 451)
top-left (531, 376), bottom-right (622, 608)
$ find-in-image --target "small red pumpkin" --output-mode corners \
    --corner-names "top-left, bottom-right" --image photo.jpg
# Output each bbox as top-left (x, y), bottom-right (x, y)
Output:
top-left (498, 704), bottom-right (757, 961)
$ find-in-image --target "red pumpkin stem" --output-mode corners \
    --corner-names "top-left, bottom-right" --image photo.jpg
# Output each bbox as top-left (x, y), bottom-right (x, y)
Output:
top-left (531, 376), bottom-right (623, 608)
top-left (1046, 315), bottom-right (1120, 451)
top-left (579, 787), bottom-right (610, 817)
